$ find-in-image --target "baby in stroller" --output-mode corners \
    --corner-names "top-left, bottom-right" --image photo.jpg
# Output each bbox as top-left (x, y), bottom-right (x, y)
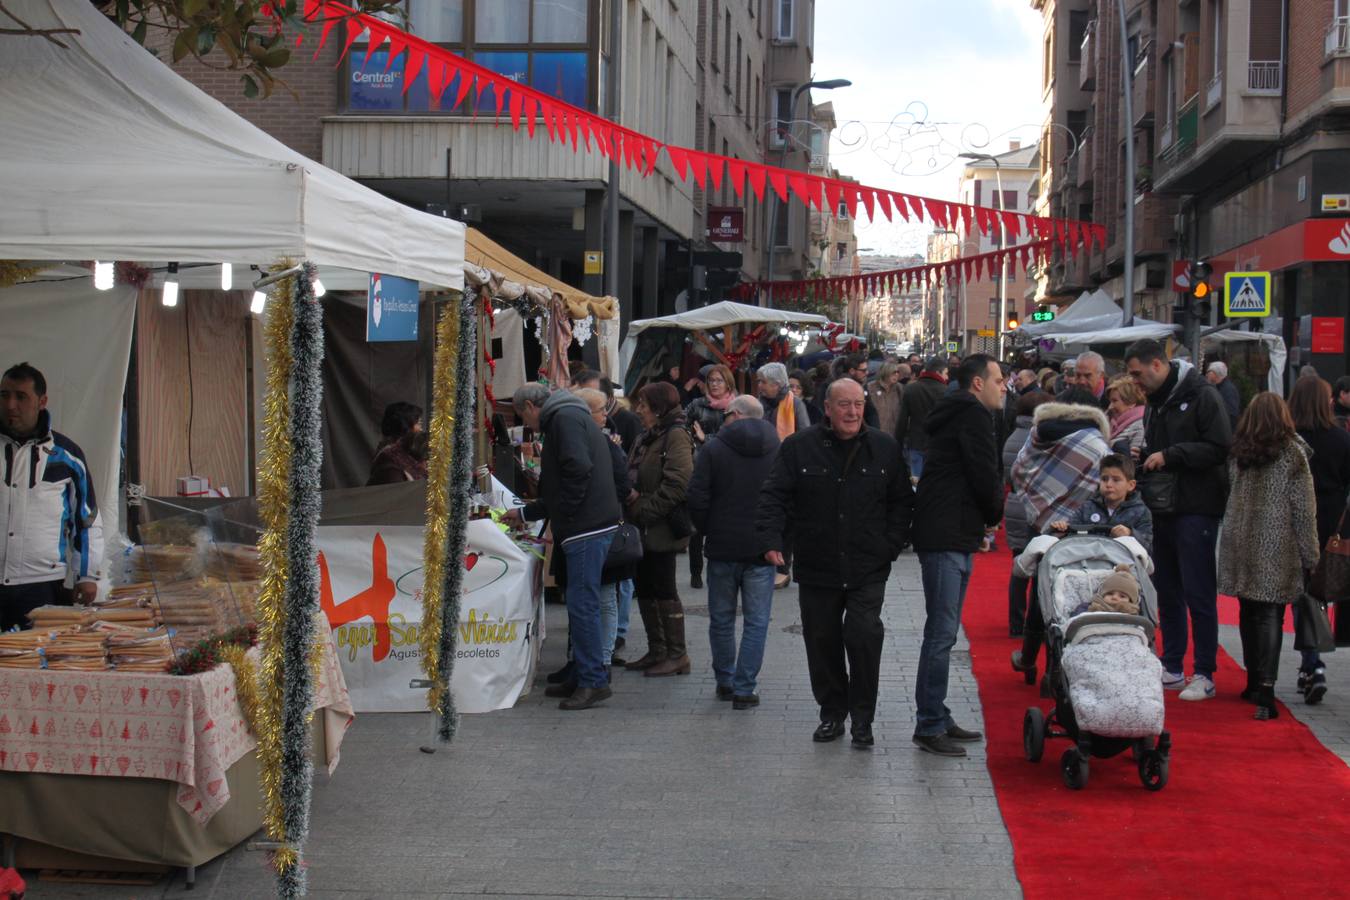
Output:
top-left (1016, 529), bottom-right (1172, 791)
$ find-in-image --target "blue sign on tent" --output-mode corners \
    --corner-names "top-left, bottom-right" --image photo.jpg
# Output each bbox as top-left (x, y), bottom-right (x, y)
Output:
top-left (367, 273), bottom-right (419, 342)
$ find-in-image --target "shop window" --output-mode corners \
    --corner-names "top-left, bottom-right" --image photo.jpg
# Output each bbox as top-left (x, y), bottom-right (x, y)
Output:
top-left (409, 0), bottom-right (463, 42)
top-left (348, 49), bottom-right (409, 111)
top-left (478, 0), bottom-right (529, 42)
top-left (475, 51), bottom-right (529, 113)
top-left (534, 0), bottom-right (587, 43)
top-left (533, 51), bottom-right (588, 107)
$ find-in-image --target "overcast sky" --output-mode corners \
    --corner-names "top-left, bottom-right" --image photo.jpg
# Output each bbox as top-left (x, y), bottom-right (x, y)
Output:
top-left (812, 0), bottom-right (1046, 257)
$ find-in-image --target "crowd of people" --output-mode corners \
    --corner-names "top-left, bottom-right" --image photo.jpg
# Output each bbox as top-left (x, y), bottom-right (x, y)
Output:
top-left (505, 339), bottom-right (1350, 755)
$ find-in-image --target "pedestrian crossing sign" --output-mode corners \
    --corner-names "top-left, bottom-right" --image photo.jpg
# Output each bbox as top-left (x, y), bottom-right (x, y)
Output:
top-left (945, 341), bottom-right (960, 353)
top-left (1223, 271), bottom-right (1271, 317)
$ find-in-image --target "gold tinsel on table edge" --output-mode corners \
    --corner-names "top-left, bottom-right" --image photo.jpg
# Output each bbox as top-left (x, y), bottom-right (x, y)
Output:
top-left (254, 269), bottom-right (296, 870)
top-left (419, 303), bottom-right (462, 713)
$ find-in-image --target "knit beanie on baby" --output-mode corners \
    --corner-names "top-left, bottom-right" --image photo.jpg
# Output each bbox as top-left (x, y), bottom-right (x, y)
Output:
top-left (1096, 564), bottom-right (1140, 605)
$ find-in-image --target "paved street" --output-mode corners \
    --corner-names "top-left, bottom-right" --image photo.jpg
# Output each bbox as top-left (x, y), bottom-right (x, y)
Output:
top-left (35, 550), bottom-right (1021, 900)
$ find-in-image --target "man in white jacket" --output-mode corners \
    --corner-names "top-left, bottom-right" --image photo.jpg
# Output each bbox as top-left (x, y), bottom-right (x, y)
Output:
top-left (1, 362), bottom-right (103, 629)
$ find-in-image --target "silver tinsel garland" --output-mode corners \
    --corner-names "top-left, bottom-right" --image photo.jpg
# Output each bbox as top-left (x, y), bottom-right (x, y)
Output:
top-left (276, 263), bottom-right (324, 898)
top-left (434, 291), bottom-right (479, 742)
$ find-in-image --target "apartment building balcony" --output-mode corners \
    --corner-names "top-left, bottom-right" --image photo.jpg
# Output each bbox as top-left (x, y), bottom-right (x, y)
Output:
top-left (1079, 21), bottom-right (1096, 91)
top-left (1283, 16), bottom-right (1350, 131)
top-left (1246, 60), bottom-right (1282, 95)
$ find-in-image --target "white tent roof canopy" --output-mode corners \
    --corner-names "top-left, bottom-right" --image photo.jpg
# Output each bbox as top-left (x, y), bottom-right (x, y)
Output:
top-left (625, 301), bottom-right (829, 338)
top-left (0, 0), bottom-right (465, 289)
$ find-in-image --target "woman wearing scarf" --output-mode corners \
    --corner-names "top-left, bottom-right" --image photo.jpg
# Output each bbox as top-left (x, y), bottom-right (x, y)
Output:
top-left (757, 362), bottom-right (810, 441)
top-left (625, 382), bottom-right (696, 677)
top-left (756, 362), bottom-right (810, 586)
top-left (684, 364), bottom-right (737, 589)
top-left (1008, 389), bottom-right (1112, 678)
top-left (1106, 376), bottom-right (1147, 454)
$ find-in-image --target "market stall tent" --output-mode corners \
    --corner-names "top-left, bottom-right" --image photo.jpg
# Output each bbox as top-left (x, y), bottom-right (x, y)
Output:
top-left (0, 0), bottom-right (465, 289)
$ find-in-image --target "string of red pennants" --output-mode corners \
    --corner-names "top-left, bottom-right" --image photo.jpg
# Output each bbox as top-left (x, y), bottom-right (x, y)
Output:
top-left (731, 240), bottom-right (1053, 305)
top-left (302, 1), bottom-right (1106, 253)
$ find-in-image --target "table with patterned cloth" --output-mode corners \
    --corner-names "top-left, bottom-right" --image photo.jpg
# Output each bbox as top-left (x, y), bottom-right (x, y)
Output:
top-left (0, 636), bottom-right (354, 869)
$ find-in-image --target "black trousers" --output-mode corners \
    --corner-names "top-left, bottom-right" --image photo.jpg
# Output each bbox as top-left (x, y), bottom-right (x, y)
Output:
top-left (1008, 573), bottom-right (1031, 633)
top-left (1238, 599), bottom-right (1285, 687)
top-left (0, 580), bottom-right (71, 631)
top-left (798, 581), bottom-right (886, 725)
top-left (688, 531), bottom-right (704, 578)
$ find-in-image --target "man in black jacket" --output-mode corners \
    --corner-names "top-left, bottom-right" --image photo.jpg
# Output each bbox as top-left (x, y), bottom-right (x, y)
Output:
top-left (1125, 339), bottom-right (1232, 701)
top-left (507, 384), bottom-right (621, 710)
top-left (894, 355), bottom-right (949, 479)
top-left (756, 378), bottom-right (914, 748)
top-left (687, 395), bottom-right (780, 709)
top-left (911, 354), bottom-right (1006, 757)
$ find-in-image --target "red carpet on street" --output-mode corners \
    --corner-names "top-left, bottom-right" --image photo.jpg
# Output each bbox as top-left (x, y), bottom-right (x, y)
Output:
top-left (965, 544), bottom-right (1350, 898)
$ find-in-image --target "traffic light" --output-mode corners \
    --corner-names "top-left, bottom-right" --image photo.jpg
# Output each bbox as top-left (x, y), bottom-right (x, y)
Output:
top-left (1188, 260), bottom-right (1214, 319)
top-left (1006, 314), bottom-right (1020, 331)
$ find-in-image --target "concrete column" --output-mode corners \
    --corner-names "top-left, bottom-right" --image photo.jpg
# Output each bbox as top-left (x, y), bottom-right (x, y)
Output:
top-left (583, 188), bottom-right (605, 298)
top-left (639, 226), bottom-right (659, 333)
top-left (617, 209), bottom-right (635, 329)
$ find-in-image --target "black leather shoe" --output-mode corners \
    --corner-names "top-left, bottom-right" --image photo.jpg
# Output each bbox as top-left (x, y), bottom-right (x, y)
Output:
top-left (946, 724), bottom-right (983, 742)
top-left (812, 719), bottom-right (846, 743)
top-left (691, 572), bottom-right (703, 589)
top-left (546, 661), bottom-right (576, 685)
top-left (544, 681), bottom-right (576, 698)
top-left (732, 693), bottom-right (760, 710)
top-left (559, 686), bottom-right (611, 710)
top-left (613, 636), bottom-right (626, 652)
top-left (912, 733), bottom-right (967, 757)
top-left (715, 685), bottom-right (735, 701)
top-left (850, 722), bottom-right (874, 748)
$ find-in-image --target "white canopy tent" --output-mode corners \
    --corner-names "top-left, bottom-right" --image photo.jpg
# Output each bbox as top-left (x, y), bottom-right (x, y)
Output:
top-left (619, 301), bottom-right (829, 381)
top-left (0, 0), bottom-right (465, 288)
top-left (1017, 289), bottom-right (1167, 340)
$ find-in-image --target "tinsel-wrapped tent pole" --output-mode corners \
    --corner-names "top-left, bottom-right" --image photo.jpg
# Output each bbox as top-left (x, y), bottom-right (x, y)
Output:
top-left (253, 261), bottom-right (326, 898)
top-left (419, 291), bottom-right (479, 743)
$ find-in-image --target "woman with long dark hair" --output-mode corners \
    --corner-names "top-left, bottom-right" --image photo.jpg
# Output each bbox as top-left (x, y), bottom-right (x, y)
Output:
top-left (625, 382), bottom-right (695, 676)
top-left (1288, 376), bottom-right (1350, 701)
top-left (1218, 392), bottom-right (1321, 720)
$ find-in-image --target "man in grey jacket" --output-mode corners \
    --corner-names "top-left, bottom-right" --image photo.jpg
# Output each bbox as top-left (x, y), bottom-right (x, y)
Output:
top-left (507, 384), bottom-right (621, 710)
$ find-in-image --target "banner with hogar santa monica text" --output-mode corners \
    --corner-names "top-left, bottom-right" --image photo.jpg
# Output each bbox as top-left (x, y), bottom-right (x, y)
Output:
top-left (317, 520), bottom-right (543, 713)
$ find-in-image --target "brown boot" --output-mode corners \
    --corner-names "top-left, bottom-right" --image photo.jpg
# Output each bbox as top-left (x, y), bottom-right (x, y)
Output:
top-left (645, 598), bottom-right (691, 677)
top-left (625, 594), bottom-right (667, 670)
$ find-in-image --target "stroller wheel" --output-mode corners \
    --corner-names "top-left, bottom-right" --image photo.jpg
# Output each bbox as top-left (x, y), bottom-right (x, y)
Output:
top-left (1138, 749), bottom-right (1169, 791)
top-left (1060, 748), bottom-right (1089, 790)
top-left (1023, 707), bottom-right (1046, 763)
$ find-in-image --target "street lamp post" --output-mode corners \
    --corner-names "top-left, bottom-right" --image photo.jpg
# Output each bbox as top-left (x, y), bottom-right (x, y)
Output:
top-left (1117, 0), bottom-right (1136, 325)
top-left (763, 78), bottom-right (851, 307)
top-left (959, 152), bottom-right (1006, 358)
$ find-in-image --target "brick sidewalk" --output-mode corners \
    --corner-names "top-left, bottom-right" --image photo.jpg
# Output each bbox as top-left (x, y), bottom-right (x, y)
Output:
top-left (30, 551), bottom-right (1021, 899)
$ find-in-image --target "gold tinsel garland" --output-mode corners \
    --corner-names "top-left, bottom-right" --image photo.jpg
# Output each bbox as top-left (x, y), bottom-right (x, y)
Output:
top-left (419, 306), bottom-right (461, 713)
top-left (254, 272), bottom-right (296, 870)
top-left (219, 643), bottom-right (262, 736)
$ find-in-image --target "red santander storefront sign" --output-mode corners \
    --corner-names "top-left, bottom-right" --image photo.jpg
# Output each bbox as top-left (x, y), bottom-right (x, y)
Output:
top-left (1214, 217), bottom-right (1350, 272)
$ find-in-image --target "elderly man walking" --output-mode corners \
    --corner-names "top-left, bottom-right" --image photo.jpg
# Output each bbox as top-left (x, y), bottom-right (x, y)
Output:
top-left (912, 354), bottom-right (1006, 757)
top-left (757, 379), bottom-right (914, 747)
top-left (507, 383), bottom-right (621, 710)
top-left (687, 395), bottom-right (780, 709)
top-left (1061, 350), bottom-right (1108, 409)
top-left (1206, 361), bottom-right (1241, 430)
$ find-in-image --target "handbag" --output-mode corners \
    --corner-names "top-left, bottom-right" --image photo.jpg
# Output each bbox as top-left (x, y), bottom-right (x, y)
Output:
top-left (1310, 506), bottom-right (1350, 604)
top-left (1294, 590), bottom-right (1336, 654)
top-left (1138, 470), bottom-right (1179, 515)
top-left (605, 521), bottom-right (644, 568)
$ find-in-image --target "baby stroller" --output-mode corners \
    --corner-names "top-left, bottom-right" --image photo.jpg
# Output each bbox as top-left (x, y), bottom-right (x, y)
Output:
top-left (1017, 527), bottom-right (1172, 791)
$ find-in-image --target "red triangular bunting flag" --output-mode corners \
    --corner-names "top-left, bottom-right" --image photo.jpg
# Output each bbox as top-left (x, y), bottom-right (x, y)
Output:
top-left (746, 164), bottom-right (767, 201)
top-left (768, 168), bottom-right (789, 202)
top-left (709, 156), bottom-right (724, 191)
top-left (667, 146), bottom-right (689, 181)
top-left (688, 150), bottom-right (709, 190)
top-left (403, 48), bottom-right (425, 95)
top-left (340, 17), bottom-right (364, 63)
top-left (824, 180), bottom-right (843, 218)
top-left (361, 23), bottom-right (389, 69)
top-left (893, 193), bottom-right (911, 222)
top-left (876, 191), bottom-right (893, 222)
top-left (727, 159), bottom-right (747, 197)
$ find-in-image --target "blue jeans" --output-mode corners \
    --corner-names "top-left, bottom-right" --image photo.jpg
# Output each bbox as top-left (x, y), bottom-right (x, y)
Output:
top-left (706, 561), bottom-right (775, 696)
top-left (562, 530), bottom-right (616, 689)
top-left (1153, 514), bottom-right (1219, 679)
top-left (599, 582), bottom-right (619, 666)
top-left (1293, 605), bottom-right (1323, 671)
top-left (616, 578), bottom-right (634, 640)
top-left (907, 449), bottom-right (925, 480)
top-left (915, 551), bottom-right (973, 736)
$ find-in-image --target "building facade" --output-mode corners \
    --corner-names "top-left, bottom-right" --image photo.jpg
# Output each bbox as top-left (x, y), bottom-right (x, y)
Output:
top-left (1035, 0), bottom-right (1350, 379)
top-left (169, 0), bottom-right (821, 327)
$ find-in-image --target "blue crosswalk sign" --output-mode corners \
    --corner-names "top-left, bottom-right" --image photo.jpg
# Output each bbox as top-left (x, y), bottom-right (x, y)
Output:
top-left (1224, 271), bottom-right (1271, 317)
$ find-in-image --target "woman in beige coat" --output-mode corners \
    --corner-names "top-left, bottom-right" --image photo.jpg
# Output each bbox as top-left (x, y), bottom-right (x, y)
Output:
top-left (1217, 392), bottom-right (1320, 720)
top-left (865, 362), bottom-right (905, 437)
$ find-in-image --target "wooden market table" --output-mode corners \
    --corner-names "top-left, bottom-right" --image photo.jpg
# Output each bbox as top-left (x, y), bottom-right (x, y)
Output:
top-left (0, 638), bottom-right (353, 885)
